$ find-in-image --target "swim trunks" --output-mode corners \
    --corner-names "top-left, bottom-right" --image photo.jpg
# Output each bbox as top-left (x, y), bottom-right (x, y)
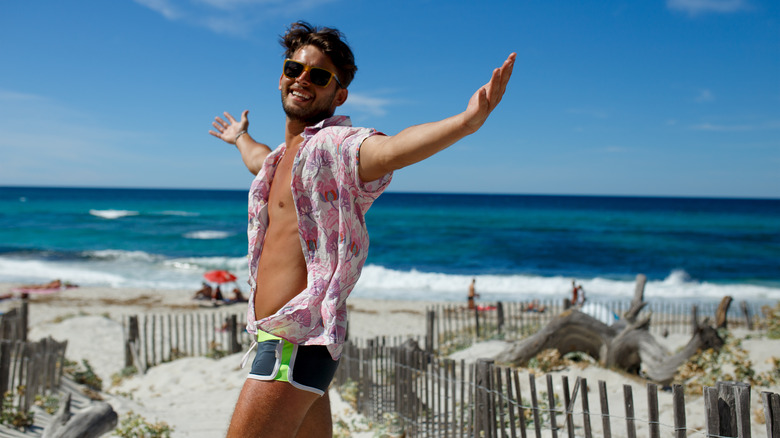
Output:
top-left (247, 331), bottom-right (340, 396)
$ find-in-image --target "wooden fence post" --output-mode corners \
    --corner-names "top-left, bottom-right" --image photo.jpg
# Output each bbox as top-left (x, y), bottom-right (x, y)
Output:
top-left (497, 302), bottom-right (505, 335)
top-left (474, 306), bottom-right (481, 339)
top-left (425, 310), bottom-right (435, 354)
top-left (580, 377), bottom-right (592, 438)
top-left (647, 383), bottom-right (660, 438)
top-left (705, 381), bottom-right (751, 438)
top-left (475, 359), bottom-right (494, 438)
top-left (761, 391), bottom-right (780, 438)
top-left (673, 384), bottom-right (687, 438)
top-left (546, 374), bottom-right (558, 438)
top-left (227, 315), bottom-right (240, 354)
top-left (733, 384), bottom-right (751, 438)
top-left (20, 294), bottom-right (29, 342)
top-left (623, 384), bottom-right (636, 438)
top-left (0, 342), bottom-right (10, 399)
top-left (125, 316), bottom-right (139, 368)
top-left (740, 301), bottom-right (753, 330)
top-left (598, 380), bottom-right (611, 438)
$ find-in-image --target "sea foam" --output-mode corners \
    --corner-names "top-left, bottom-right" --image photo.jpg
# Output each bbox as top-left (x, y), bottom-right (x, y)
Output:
top-left (183, 230), bottom-right (232, 240)
top-left (89, 209), bottom-right (139, 219)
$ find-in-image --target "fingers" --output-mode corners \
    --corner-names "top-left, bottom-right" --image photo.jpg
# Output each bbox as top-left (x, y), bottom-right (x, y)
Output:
top-left (484, 53), bottom-right (516, 110)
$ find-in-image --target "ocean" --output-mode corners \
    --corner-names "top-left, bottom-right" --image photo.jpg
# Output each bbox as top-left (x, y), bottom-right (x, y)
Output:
top-left (1, 186), bottom-right (779, 305)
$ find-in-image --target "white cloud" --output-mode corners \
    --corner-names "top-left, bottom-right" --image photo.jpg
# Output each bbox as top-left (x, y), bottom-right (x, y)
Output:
top-left (695, 89), bottom-right (715, 102)
top-left (667, 0), bottom-right (751, 16)
top-left (133, 0), bottom-right (181, 20)
top-left (132, 0), bottom-right (339, 36)
top-left (690, 121), bottom-right (780, 131)
top-left (342, 93), bottom-right (396, 117)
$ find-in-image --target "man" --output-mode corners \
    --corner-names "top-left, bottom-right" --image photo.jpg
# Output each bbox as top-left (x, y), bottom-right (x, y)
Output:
top-left (468, 278), bottom-right (480, 310)
top-left (209, 21), bottom-right (514, 438)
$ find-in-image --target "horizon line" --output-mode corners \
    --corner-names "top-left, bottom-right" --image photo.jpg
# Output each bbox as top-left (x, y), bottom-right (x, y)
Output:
top-left (2, 184), bottom-right (779, 201)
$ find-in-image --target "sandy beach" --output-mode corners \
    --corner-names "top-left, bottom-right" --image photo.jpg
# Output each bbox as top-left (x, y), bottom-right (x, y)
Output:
top-left (1, 283), bottom-right (778, 437)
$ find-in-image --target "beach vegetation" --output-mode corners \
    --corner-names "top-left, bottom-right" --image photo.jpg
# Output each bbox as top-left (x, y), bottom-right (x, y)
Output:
top-left (0, 388), bottom-right (34, 429)
top-left (758, 301), bottom-right (780, 339)
top-left (332, 416), bottom-right (373, 437)
top-left (369, 412), bottom-right (404, 438)
top-left (673, 330), bottom-right (779, 395)
top-left (111, 366), bottom-right (138, 387)
top-left (168, 348), bottom-right (187, 361)
top-left (338, 379), bottom-right (359, 408)
top-left (65, 358), bottom-right (103, 392)
top-left (523, 390), bottom-right (561, 428)
top-left (113, 411), bottom-right (174, 438)
top-left (524, 349), bottom-right (594, 373)
top-left (205, 341), bottom-right (228, 359)
top-left (33, 394), bottom-right (60, 415)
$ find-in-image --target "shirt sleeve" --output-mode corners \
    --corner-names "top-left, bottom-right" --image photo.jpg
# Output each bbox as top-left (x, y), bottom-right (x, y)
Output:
top-left (342, 127), bottom-right (392, 199)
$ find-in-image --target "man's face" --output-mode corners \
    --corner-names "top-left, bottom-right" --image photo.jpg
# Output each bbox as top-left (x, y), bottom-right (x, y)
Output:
top-left (280, 45), bottom-right (347, 125)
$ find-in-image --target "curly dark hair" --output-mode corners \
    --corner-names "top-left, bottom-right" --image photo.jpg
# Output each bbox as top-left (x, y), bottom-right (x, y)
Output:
top-left (280, 21), bottom-right (357, 88)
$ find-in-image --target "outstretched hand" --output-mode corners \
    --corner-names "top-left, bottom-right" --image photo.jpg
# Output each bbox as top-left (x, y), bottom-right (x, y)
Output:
top-left (462, 53), bottom-right (516, 133)
top-left (209, 110), bottom-right (249, 144)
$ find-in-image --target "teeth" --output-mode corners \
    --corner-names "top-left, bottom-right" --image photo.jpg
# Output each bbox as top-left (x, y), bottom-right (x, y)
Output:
top-left (292, 90), bottom-right (311, 100)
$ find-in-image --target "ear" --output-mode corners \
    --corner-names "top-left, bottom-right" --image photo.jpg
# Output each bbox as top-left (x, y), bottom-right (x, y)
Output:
top-left (279, 74), bottom-right (284, 91)
top-left (333, 87), bottom-right (348, 108)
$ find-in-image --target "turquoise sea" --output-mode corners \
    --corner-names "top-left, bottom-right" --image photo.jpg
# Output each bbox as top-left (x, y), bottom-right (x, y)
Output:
top-left (1, 186), bottom-right (779, 305)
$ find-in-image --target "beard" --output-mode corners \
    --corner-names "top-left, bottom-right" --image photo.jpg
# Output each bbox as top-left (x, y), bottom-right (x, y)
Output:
top-left (281, 87), bottom-right (337, 126)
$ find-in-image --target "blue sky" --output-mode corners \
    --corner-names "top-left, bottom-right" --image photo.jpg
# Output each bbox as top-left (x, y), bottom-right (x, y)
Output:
top-left (1, 0), bottom-right (778, 198)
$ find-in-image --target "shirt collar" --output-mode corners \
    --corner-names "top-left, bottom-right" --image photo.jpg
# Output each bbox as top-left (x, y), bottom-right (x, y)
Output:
top-left (302, 115), bottom-right (352, 138)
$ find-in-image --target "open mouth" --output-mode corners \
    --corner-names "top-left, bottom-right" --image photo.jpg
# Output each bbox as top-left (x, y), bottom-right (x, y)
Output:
top-left (290, 88), bottom-right (312, 102)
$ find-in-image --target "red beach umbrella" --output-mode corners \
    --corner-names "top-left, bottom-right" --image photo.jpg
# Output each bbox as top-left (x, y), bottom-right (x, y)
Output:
top-left (203, 270), bottom-right (237, 284)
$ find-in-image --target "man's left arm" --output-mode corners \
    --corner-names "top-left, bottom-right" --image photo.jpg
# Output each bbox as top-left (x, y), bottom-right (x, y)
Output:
top-left (358, 53), bottom-right (516, 183)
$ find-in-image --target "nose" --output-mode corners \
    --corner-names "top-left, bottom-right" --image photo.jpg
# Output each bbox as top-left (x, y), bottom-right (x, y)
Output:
top-left (296, 68), bottom-right (312, 86)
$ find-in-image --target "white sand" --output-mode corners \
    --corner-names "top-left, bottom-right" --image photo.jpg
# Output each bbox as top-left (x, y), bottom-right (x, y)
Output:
top-left (2, 284), bottom-right (778, 437)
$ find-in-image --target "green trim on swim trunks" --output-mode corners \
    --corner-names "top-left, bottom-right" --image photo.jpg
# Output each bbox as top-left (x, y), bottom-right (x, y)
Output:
top-left (256, 331), bottom-right (293, 383)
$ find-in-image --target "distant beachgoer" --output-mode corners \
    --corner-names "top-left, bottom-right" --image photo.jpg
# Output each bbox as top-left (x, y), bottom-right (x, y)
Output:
top-left (576, 285), bottom-right (585, 306)
top-left (527, 299), bottom-right (546, 313)
top-left (208, 21), bottom-right (515, 437)
top-left (193, 282), bottom-right (213, 300)
top-left (213, 285), bottom-right (224, 301)
top-left (571, 280), bottom-right (579, 305)
top-left (231, 287), bottom-right (248, 303)
top-left (19, 279), bottom-right (73, 290)
top-left (467, 278), bottom-right (480, 310)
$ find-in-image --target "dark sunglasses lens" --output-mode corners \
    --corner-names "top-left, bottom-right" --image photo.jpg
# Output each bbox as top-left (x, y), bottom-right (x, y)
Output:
top-left (284, 61), bottom-right (303, 78)
top-left (309, 68), bottom-right (332, 86)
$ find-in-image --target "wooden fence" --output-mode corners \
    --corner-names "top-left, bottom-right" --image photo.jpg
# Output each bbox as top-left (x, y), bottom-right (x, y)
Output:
top-left (0, 297), bottom-right (69, 416)
top-left (122, 309), bottom-right (253, 372)
top-left (0, 299), bottom-right (28, 342)
top-left (122, 299), bottom-right (764, 372)
top-left (0, 338), bottom-right (68, 417)
top-left (425, 299), bottom-right (763, 355)
top-left (334, 337), bottom-right (780, 438)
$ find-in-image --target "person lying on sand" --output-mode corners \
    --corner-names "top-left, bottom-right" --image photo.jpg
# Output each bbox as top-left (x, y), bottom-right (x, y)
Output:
top-left (18, 279), bottom-right (77, 290)
top-left (192, 282), bottom-right (213, 300)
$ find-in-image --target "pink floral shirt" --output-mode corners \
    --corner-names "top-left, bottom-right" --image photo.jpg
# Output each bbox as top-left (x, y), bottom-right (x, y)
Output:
top-left (246, 115), bottom-right (392, 359)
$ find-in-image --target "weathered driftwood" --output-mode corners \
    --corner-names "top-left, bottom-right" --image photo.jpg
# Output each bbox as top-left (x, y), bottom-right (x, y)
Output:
top-left (494, 274), bottom-right (725, 384)
top-left (715, 295), bottom-right (734, 329)
top-left (42, 393), bottom-right (118, 438)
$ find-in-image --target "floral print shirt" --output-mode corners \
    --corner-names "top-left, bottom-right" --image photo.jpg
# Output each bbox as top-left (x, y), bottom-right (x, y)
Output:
top-left (246, 115), bottom-right (392, 359)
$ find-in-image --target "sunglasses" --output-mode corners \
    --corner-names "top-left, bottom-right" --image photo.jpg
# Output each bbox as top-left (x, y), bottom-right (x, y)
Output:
top-left (283, 59), bottom-right (343, 88)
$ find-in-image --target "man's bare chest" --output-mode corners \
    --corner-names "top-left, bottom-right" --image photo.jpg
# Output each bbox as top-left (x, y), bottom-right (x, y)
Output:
top-left (267, 151), bottom-right (297, 216)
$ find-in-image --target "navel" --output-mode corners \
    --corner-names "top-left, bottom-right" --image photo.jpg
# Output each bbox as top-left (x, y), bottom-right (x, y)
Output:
top-left (278, 201), bottom-right (285, 208)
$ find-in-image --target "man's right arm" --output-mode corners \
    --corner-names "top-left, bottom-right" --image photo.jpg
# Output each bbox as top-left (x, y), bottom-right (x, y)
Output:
top-left (209, 110), bottom-right (272, 175)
